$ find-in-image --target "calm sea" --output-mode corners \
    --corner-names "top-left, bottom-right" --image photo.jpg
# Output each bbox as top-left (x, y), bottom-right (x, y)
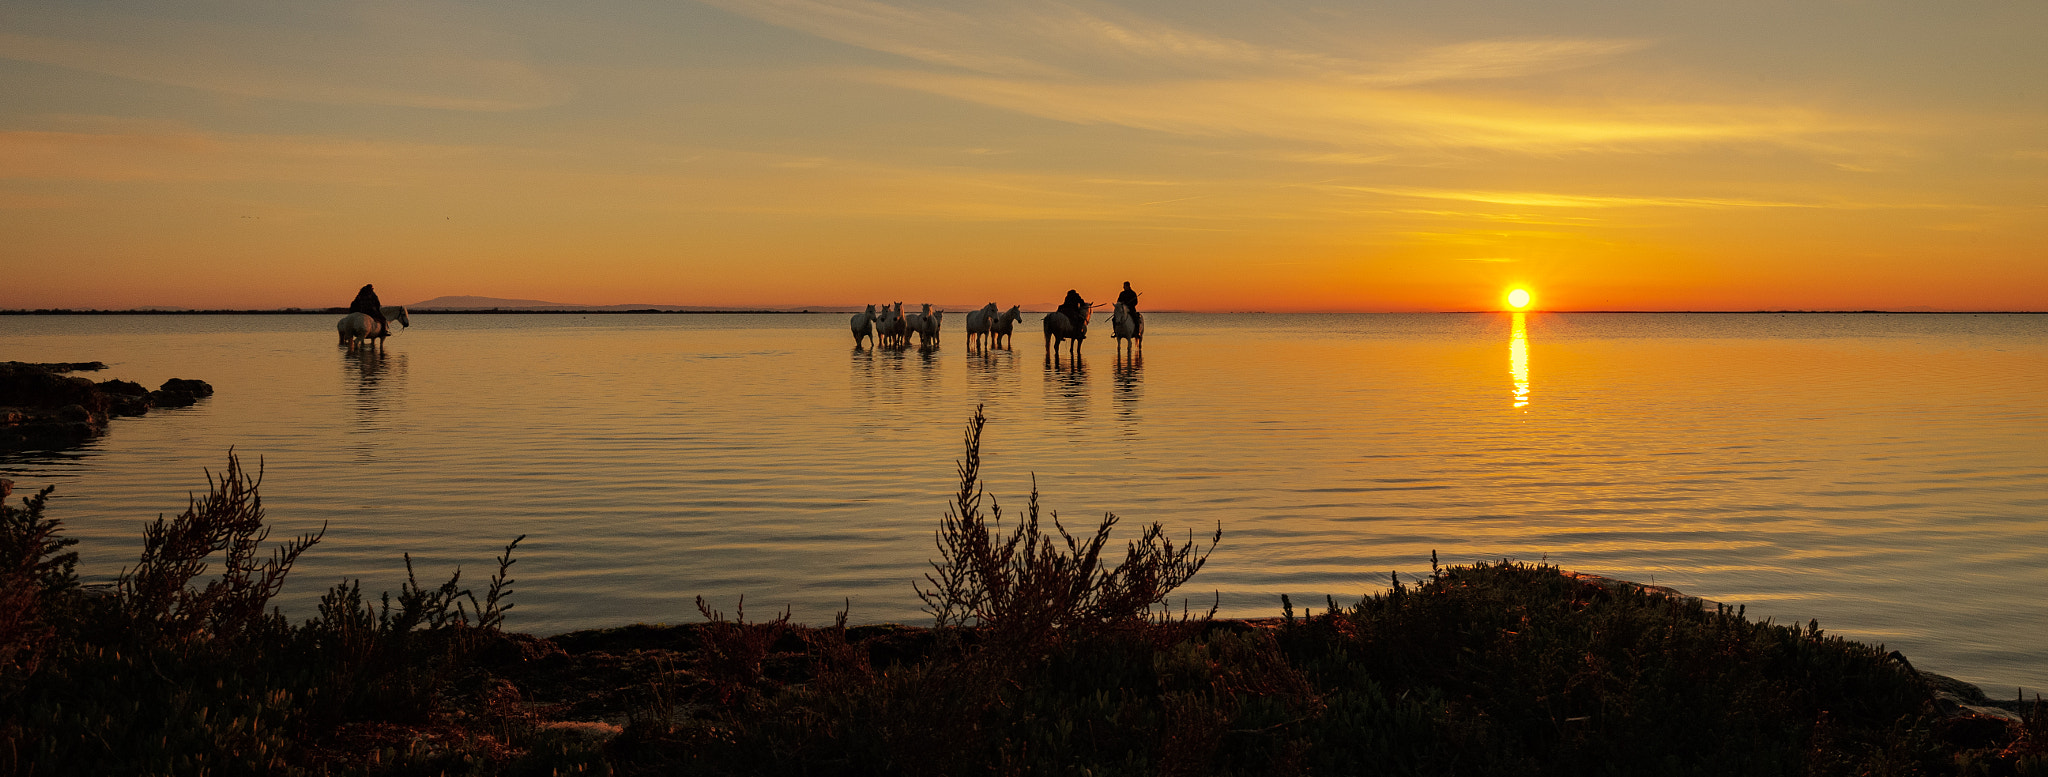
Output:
top-left (4, 313), bottom-right (2044, 691)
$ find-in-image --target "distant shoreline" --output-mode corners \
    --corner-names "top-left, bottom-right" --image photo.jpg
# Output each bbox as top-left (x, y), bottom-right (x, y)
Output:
top-left (0, 308), bottom-right (830, 316)
top-left (2, 308), bottom-right (2041, 316)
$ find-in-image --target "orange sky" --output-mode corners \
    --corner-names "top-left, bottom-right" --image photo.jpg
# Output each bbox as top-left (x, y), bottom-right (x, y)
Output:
top-left (2, 1), bottom-right (2044, 311)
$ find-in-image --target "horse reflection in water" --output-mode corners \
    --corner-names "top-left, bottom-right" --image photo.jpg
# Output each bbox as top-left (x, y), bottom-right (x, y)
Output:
top-left (1112, 350), bottom-right (1143, 421)
top-left (965, 342), bottom-right (1022, 405)
top-left (1044, 349), bottom-right (1089, 421)
top-left (340, 348), bottom-right (406, 462)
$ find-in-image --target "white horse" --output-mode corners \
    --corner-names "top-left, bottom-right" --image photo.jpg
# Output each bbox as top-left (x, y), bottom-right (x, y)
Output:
top-left (965, 303), bottom-right (998, 349)
top-left (851, 304), bottom-right (878, 348)
top-left (1110, 303), bottom-right (1143, 355)
top-left (337, 306), bottom-right (410, 349)
top-left (990, 305), bottom-right (1023, 349)
top-left (874, 302), bottom-right (903, 348)
top-left (903, 303), bottom-right (934, 348)
top-left (919, 309), bottom-right (944, 348)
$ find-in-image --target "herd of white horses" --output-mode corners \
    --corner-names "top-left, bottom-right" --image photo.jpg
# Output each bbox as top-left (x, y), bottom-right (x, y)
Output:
top-left (852, 301), bottom-right (1142, 357)
top-left (332, 301), bottom-right (1142, 357)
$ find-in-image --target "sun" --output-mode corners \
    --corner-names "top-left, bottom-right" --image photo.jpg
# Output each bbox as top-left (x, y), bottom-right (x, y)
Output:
top-left (1506, 288), bottom-right (1534, 310)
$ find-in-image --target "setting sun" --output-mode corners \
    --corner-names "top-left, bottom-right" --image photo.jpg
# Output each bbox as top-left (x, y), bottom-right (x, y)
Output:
top-left (1507, 288), bottom-right (1534, 310)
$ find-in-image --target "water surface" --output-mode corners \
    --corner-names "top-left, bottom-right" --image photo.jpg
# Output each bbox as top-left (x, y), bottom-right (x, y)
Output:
top-left (4, 312), bottom-right (2044, 691)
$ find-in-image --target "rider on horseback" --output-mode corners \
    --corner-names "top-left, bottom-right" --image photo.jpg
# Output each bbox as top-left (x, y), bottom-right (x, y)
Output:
top-left (1058, 289), bottom-right (1089, 325)
top-left (1116, 281), bottom-right (1141, 328)
top-left (349, 284), bottom-right (389, 334)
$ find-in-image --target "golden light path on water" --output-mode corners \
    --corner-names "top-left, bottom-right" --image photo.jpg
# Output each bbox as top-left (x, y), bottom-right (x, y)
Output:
top-left (4, 313), bottom-right (2048, 692)
top-left (1510, 312), bottom-right (1530, 408)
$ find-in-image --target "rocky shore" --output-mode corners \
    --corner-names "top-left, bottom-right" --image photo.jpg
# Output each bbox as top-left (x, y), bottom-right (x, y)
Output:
top-left (0, 361), bottom-right (213, 449)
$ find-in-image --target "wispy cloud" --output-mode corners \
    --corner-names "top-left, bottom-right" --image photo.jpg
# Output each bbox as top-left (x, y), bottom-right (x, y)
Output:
top-left (0, 123), bottom-right (1255, 223)
top-left (1320, 184), bottom-right (1822, 209)
top-left (0, 128), bottom-right (492, 184)
top-left (0, 3), bottom-right (569, 110)
top-left (850, 70), bottom-right (1859, 153)
top-left (701, 0), bottom-right (1875, 155)
top-left (700, 0), bottom-right (1644, 84)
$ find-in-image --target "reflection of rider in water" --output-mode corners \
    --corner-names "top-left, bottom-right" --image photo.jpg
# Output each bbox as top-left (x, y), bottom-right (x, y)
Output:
top-left (1058, 289), bottom-right (1089, 325)
top-left (349, 284), bottom-right (389, 333)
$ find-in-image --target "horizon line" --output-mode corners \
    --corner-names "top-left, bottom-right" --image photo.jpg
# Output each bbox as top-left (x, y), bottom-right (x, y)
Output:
top-left (4, 307), bottom-right (2044, 316)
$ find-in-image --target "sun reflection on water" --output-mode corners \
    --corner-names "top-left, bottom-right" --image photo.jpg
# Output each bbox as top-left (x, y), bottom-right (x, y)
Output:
top-left (1510, 312), bottom-right (1530, 408)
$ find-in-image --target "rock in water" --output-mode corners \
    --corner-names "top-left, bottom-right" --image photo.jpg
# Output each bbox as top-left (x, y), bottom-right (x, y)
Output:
top-left (27, 361), bottom-right (107, 373)
top-left (149, 378), bottom-right (214, 408)
top-left (160, 378), bottom-right (213, 397)
top-left (97, 379), bottom-right (153, 416)
top-left (1, 363), bottom-right (213, 449)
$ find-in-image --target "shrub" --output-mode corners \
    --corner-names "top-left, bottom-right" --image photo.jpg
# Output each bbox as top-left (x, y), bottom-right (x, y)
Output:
top-left (916, 405), bottom-right (1221, 647)
top-left (692, 595), bottom-right (792, 704)
top-left (0, 485), bottom-right (76, 683)
top-left (0, 452), bottom-right (532, 775)
top-left (115, 451), bottom-right (324, 643)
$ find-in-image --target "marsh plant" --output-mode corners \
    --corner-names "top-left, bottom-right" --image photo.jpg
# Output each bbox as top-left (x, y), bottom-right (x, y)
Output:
top-left (115, 452), bottom-right (323, 643)
top-left (0, 452), bottom-right (532, 775)
top-left (917, 404), bottom-right (1221, 647)
top-left (0, 484), bottom-right (76, 681)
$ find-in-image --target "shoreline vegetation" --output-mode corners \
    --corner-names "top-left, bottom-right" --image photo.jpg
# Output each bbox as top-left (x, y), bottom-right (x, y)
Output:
top-left (4, 409), bottom-right (2045, 775)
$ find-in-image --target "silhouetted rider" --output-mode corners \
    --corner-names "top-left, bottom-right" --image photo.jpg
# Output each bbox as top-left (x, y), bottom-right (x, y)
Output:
top-left (1057, 289), bottom-right (1089, 325)
top-left (349, 284), bottom-right (389, 333)
top-left (1116, 281), bottom-right (1141, 326)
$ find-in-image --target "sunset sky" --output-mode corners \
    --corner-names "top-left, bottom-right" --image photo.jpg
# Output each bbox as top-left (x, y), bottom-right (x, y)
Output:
top-left (3, 0), bottom-right (2044, 311)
